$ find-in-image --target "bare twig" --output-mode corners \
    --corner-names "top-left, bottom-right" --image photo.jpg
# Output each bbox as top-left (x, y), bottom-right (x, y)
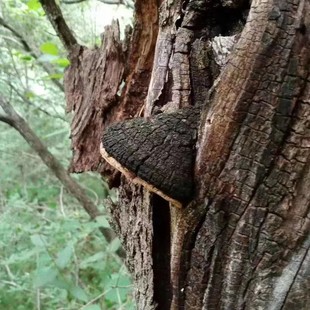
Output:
top-left (36, 288), bottom-right (41, 310)
top-left (39, 0), bottom-right (79, 53)
top-left (62, 0), bottom-right (134, 8)
top-left (62, 0), bottom-right (87, 3)
top-left (59, 185), bottom-right (66, 217)
top-left (7, 81), bottom-right (67, 122)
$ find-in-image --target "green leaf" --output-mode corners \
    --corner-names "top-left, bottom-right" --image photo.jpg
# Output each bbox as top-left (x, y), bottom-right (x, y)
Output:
top-left (6, 249), bottom-right (36, 264)
top-left (30, 234), bottom-right (46, 247)
top-left (108, 238), bottom-right (121, 253)
top-left (69, 285), bottom-right (89, 302)
top-left (49, 277), bottom-right (69, 290)
top-left (52, 58), bottom-right (70, 68)
top-left (20, 55), bottom-right (33, 61)
top-left (44, 73), bottom-right (64, 80)
top-left (27, 0), bottom-right (41, 11)
top-left (84, 305), bottom-right (101, 310)
top-left (80, 251), bottom-right (106, 269)
top-left (40, 42), bottom-right (59, 56)
top-left (25, 91), bottom-right (35, 99)
top-left (56, 244), bottom-right (73, 269)
top-left (33, 267), bottom-right (58, 287)
top-left (48, 202), bottom-right (57, 209)
top-left (105, 274), bottom-right (131, 303)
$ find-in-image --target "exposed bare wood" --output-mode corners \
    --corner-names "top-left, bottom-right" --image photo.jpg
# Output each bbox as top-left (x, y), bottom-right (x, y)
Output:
top-left (64, 21), bottom-right (125, 176)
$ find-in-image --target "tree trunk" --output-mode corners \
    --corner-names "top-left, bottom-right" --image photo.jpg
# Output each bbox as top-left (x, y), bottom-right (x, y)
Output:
top-left (60, 0), bottom-right (310, 309)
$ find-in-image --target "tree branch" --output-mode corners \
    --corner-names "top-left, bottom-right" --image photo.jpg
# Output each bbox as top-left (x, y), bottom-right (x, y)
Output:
top-left (62, 0), bottom-right (87, 3)
top-left (97, 0), bottom-right (134, 7)
top-left (61, 0), bottom-right (134, 8)
top-left (39, 0), bottom-right (79, 53)
top-left (0, 17), bottom-right (64, 92)
top-left (7, 82), bottom-right (67, 122)
top-left (0, 113), bottom-right (14, 127)
top-left (0, 95), bottom-right (119, 247)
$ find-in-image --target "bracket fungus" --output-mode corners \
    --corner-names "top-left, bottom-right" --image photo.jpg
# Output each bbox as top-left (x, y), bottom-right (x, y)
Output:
top-left (100, 106), bottom-right (200, 207)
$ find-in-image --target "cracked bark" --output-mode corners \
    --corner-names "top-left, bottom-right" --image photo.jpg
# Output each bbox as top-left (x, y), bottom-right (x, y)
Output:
top-left (101, 106), bottom-right (200, 206)
top-left (51, 0), bottom-right (310, 308)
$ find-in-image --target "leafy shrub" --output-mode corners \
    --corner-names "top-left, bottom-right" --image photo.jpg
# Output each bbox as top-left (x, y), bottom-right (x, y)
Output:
top-left (0, 194), bottom-right (134, 309)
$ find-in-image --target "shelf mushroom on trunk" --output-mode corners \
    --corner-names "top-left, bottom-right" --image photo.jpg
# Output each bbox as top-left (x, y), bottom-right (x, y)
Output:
top-left (100, 106), bottom-right (200, 208)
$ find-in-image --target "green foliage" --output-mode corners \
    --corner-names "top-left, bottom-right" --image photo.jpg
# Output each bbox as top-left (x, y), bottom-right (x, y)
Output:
top-left (0, 195), bottom-right (134, 309)
top-left (40, 42), bottom-right (59, 56)
top-left (0, 0), bottom-right (134, 309)
top-left (26, 0), bottom-right (41, 11)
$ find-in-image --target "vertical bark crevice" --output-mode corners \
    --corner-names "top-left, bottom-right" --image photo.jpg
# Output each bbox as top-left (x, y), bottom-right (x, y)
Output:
top-left (152, 195), bottom-right (172, 309)
top-left (52, 0), bottom-right (310, 308)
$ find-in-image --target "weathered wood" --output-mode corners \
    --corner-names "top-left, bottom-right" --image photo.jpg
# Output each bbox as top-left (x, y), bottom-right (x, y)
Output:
top-left (64, 21), bottom-right (125, 176)
top-left (60, 0), bottom-right (310, 309)
top-left (176, 1), bottom-right (310, 309)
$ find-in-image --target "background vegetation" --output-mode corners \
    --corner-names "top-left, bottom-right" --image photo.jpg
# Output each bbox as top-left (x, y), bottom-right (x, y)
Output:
top-left (0, 0), bottom-right (134, 309)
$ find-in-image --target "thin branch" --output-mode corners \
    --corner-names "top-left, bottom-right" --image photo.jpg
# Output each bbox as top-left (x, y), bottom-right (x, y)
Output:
top-left (0, 17), bottom-right (34, 56)
top-left (0, 17), bottom-right (64, 92)
top-left (61, 0), bottom-right (134, 7)
top-left (62, 0), bottom-right (87, 3)
top-left (98, 0), bottom-right (134, 8)
top-left (39, 0), bottom-right (79, 53)
top-left (0, 113), bottom-right (14, 127)
top-left (7, 81), bottom-right (67, 122)
top-left (0, 95), bottom-right (118, 247)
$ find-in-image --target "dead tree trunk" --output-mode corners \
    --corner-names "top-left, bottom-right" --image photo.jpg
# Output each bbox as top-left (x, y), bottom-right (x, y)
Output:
top-left (43, 0), bottom-right (310, 308)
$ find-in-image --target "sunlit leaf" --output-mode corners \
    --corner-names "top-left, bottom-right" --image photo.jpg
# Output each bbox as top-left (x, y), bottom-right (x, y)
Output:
top-left (52, 58), bottom-right (70, 68)
top-left (20, 55), bottom-right (33, 61)
top-left (25, 91), bottom-right (35, 99)
top-left (27, 0), bottom-right (41, 11)
top-left (45, 73), bottom-right (64, 80)
top-left (40, 42), bottom-right (59, 56)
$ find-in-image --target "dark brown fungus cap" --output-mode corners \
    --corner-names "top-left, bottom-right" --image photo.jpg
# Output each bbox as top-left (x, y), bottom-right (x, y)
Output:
top-left (100, 106), bottom-right (200, 207)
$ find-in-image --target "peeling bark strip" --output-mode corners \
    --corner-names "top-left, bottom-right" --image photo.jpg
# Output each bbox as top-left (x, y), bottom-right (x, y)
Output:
top-left (64, 0), bottom-right (159, 178)
top-left (64, 21), bottom-right (125, 174)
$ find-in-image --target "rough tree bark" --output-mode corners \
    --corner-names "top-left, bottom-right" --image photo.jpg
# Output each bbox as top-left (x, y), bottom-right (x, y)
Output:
top-left (42, 0), bottom-right (310, 309)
